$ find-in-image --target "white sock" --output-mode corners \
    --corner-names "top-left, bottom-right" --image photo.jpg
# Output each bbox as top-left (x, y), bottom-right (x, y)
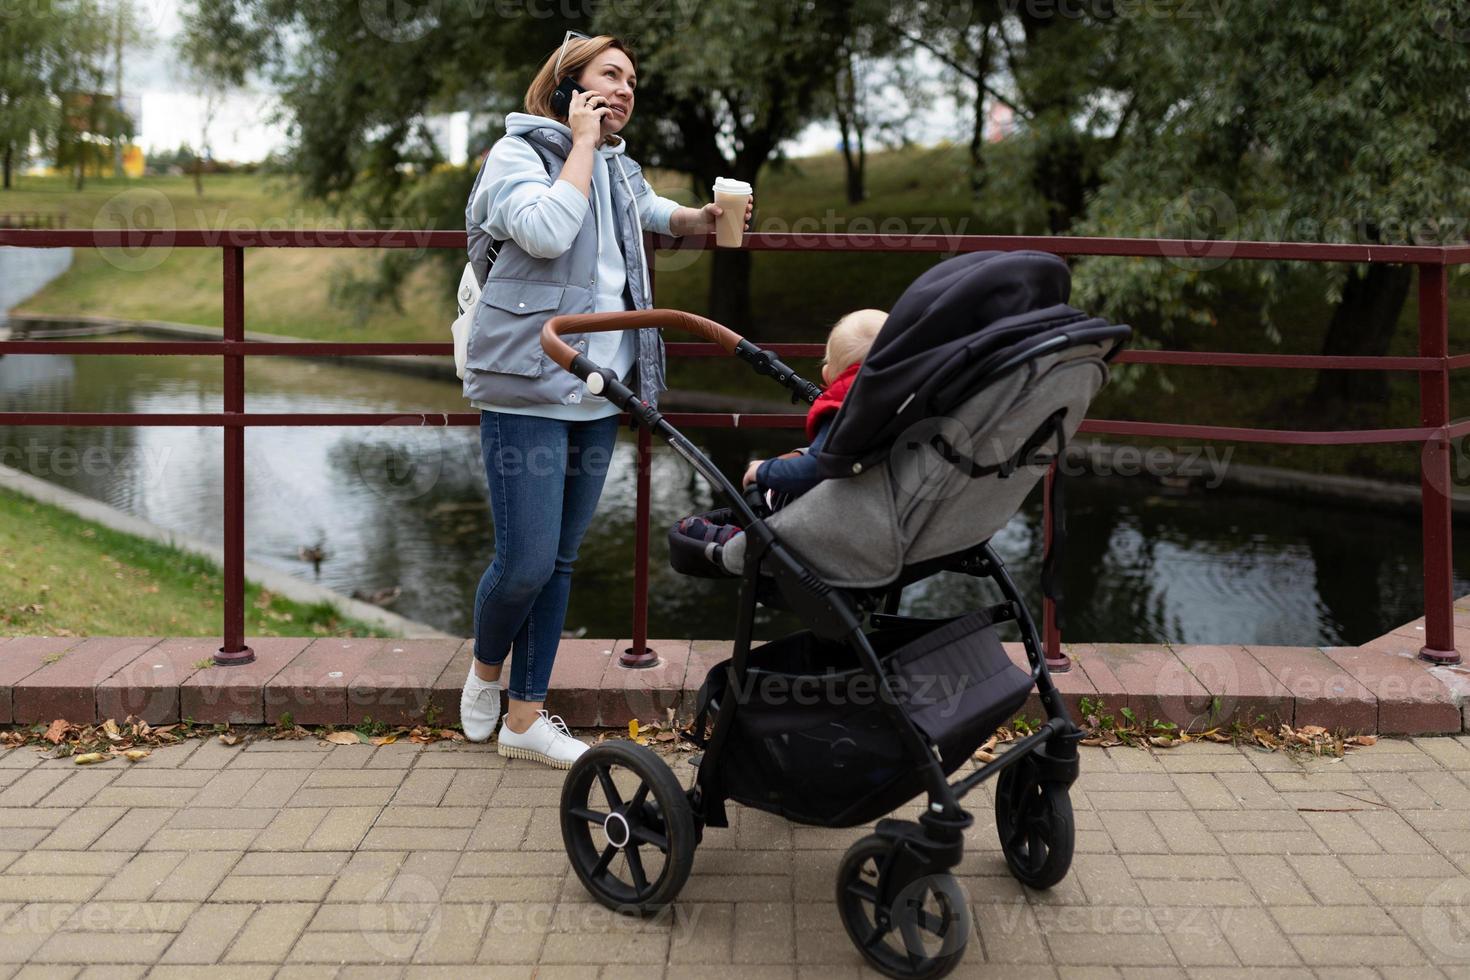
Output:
top-left (465, 664), bottom-right (500, 690)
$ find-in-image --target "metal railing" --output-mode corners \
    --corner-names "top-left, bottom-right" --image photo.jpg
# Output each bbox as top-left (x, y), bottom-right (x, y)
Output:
top-left (0, 227), bottom-right (1466, 667)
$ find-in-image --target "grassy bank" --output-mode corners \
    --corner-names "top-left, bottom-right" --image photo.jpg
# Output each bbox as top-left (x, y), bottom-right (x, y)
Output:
top-left (0, 485), bottom-right (389, 638)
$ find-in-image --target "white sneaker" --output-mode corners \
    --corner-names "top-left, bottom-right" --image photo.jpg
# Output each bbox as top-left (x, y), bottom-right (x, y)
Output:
top-left (496, 710), bottom-right (588, 769)
top-left (459, 670), bottom-right (501, 743)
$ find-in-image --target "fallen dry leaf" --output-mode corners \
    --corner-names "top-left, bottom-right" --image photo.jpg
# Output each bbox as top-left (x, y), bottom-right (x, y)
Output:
top-left (102, 719), bottom-right (121, 741)
top-left (218, 733), bottom-right (242, 746)
top-left (123, 750), bottom-right (149, 762)
top-left (73, 752), bottom-right (106, 765)
top-left (323, 731), bottom-right (360, 745)
top-left (43, 719), bottom-right (72, 745)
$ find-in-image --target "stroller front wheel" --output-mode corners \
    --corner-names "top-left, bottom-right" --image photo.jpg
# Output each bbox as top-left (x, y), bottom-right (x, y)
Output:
top-left (560, 741), bottom-right (696, 916)
top-left (994, 759), bottom-right (1075, 890)
top-left (835, 834), bottom-right (971, 980)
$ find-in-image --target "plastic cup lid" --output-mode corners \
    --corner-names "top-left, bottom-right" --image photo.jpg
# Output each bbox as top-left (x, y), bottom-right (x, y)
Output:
top-left (713, 177), bottom-right (753, 195)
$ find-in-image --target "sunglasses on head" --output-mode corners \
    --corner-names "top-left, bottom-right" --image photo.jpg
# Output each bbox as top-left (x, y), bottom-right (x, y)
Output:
top-left (553, 29), bottom-right (591, 78)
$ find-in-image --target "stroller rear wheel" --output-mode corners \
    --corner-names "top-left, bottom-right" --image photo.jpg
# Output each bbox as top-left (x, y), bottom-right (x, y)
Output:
top-left (835, 834), bottom-right (971, 980)
top-left (560, 741), bottom-right (696, 916)
top-left (994, 758), bottom-right (1075, 890)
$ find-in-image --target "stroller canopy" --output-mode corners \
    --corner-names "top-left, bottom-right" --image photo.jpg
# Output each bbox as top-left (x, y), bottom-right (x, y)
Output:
top-left (816, 250), bottom-right (1106, 479)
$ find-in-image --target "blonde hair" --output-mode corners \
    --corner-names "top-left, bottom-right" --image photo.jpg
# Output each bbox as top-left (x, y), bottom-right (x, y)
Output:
top-left (524, 35), bottom-right (638, 121)
top-left (824, 309), bottom-right (887, 376)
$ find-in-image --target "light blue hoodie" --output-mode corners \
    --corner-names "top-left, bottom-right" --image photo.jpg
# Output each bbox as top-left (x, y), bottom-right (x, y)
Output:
top-left (467, 112), bottom-right (681, 421)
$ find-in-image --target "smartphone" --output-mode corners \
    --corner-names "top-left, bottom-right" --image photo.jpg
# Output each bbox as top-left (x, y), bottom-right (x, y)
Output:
top-left (550, 77), bottom-right (585, 117)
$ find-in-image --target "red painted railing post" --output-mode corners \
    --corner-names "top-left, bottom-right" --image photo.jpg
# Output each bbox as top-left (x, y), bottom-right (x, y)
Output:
top-left (216, 245), bottom-right (255, 666)
top-left (621, 425), bottom-right (657, 668)
top-left (621, 234), bottom-right (658, 668)
top-left (1042, 465), bottom-right (1069, 671)
top-left (1418, 263), bottom-right (1459, 665)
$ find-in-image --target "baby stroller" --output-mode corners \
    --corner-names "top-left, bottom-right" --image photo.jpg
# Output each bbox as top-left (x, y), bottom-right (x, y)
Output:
top-left (541, 251), bottom-right (1128, 979)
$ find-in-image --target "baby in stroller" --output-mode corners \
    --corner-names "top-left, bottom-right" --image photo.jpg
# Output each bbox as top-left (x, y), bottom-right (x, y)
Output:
top-left (742, 307), bottom-right (887, 497)
top-left (675, 308), bottom-right (887, 555)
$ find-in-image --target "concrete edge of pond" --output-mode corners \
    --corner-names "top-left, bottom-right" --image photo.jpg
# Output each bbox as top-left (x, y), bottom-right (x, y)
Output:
top-left (0, 461), bottom-right (452, 641)
top-left (11, 313), bottom-right (1470, 519)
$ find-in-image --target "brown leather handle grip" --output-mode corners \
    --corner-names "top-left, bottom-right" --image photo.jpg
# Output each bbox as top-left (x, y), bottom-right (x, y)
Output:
top-left (540, 309), bottom-right (744, 373)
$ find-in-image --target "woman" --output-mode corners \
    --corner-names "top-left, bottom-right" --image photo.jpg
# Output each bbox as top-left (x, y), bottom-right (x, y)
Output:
top-left (459, 33), bottom-right (753, 768)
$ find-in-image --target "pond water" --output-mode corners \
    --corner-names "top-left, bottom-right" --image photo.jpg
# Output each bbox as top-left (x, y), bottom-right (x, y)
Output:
top-left (1, 328), bottom-right (1465, 646)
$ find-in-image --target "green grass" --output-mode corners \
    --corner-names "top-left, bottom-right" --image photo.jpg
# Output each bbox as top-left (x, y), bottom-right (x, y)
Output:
top-left (7, 151), bottom-right (1470, 484)
top-left (0, 485), bottom-right (391, 638)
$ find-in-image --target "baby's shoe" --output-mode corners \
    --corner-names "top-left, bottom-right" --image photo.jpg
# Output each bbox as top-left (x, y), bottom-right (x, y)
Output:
top-left (496, 710), bottom-right (588, 769)
top-left (459, 669), bottom-right (501, 743)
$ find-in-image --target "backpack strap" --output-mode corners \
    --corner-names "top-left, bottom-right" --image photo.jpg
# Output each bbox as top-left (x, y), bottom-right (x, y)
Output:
top-left (466, 135), bottom-right (560, 288)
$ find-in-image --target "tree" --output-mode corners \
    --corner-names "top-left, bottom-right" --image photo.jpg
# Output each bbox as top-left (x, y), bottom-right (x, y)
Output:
top-left (888, 2), bottom-right (1005, 199)
top-left (177, 2), bottom-right (264, 195)
top-left (0, 1), bottom-right (62, 190)
top-left (50, 0), bottom-right (128, 190)
top-left (1072, 0), bottom-right (1470, 413)
top-left (888, 1), bottom-right (1123, 230)
top-left (827, 0), bottom-right (912, 204)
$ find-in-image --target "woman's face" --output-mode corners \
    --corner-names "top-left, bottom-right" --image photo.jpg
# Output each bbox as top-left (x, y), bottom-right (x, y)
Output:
top-left (575, 47), bottom-right (636, 137)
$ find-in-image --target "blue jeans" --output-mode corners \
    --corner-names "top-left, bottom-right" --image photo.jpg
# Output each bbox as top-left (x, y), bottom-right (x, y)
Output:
top-left (473, 410), bottom-right (620, 702)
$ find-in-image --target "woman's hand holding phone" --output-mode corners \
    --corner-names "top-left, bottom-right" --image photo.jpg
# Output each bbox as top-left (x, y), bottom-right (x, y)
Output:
top-left (568, 89), bottom-right (611, 147)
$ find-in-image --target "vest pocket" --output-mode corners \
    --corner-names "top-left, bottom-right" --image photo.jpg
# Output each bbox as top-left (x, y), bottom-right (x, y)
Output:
top-left (481, 280), bottom-right (565, 315)
top-left (467, 281), bottom-right (568, 378)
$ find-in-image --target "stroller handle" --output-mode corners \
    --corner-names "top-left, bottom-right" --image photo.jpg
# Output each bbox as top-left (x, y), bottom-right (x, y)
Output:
top-left (542, 309), bottom-right (743, 375)
top-left (542, 308), bottom-right (823, 407)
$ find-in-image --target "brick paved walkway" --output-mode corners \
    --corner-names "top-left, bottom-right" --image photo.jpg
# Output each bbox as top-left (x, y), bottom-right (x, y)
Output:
top-left (2, 735), bottom-right (1470, 976)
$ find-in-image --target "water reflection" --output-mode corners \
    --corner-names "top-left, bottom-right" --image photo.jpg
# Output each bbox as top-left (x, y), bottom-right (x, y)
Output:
top-left (0, 329), bottom-right (1463, 645)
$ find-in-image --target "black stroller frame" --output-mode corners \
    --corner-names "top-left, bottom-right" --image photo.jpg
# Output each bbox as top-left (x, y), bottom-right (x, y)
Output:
top-left (539, 302), bottom-right (1121, 980)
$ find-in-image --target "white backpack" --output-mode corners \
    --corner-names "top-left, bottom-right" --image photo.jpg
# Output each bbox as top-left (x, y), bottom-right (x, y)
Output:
top-left (450, 261), bottom-right (479, 380)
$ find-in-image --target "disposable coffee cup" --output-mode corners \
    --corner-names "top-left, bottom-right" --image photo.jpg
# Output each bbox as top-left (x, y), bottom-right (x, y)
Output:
top-left (712, 177), bottom-right (753, 247)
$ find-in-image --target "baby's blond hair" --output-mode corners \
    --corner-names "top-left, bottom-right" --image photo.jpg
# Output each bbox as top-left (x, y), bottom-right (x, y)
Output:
top-left (824, 309), bottom-right (887, 377)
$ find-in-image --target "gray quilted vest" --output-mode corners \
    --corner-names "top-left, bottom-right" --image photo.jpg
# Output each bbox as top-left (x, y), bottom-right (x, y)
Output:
top-left (461, 128), bottom-right (666, 411)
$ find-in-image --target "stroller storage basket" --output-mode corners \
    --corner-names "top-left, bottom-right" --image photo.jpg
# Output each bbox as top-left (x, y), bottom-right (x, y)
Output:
top-left (696, 611), bottom-right (1032, 827)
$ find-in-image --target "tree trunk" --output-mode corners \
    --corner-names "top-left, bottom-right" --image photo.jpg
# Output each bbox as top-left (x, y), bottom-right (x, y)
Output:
top-left (968, 89), bottom-right (986, 198)
top-left (834, 99), bottom-right (857, 202)
top-left (194, 158), bottom-right (203, 197)
top-left (1309, 263), bottom-right (1414, 408)
top-left (708, 249), bottom-right (752, 333)
top-left (3, 144), bottom-right (12, 190)
top-left (833, 50), bottom-right (865, 204)
top-left (1031, 127), bottom-right (1092, 234)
